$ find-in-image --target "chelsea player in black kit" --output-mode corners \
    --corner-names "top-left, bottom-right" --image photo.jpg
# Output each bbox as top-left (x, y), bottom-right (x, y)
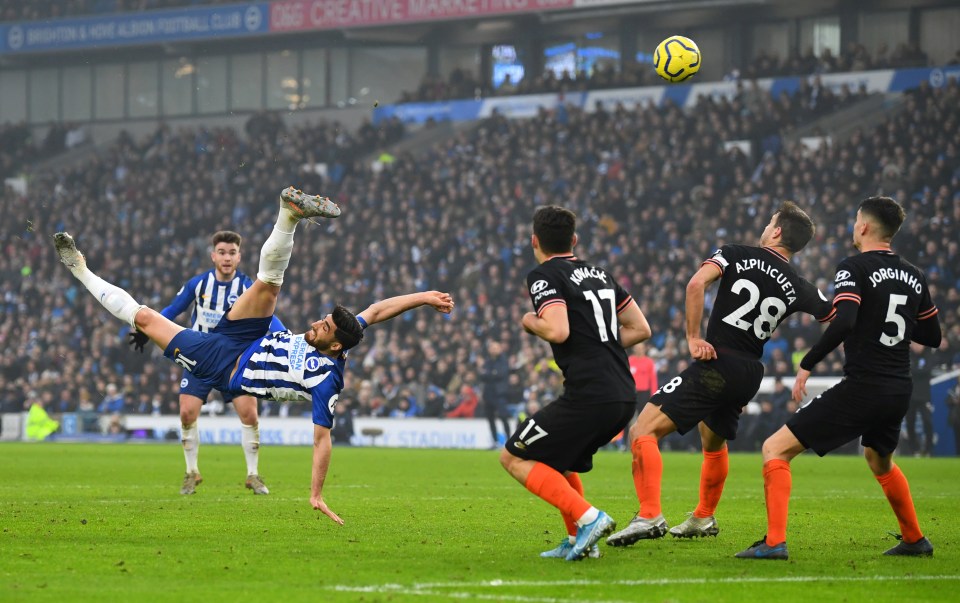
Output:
top-left (738, 196), bottom-right (941, 560)
top-left (607, 202), bottom-right (833, 547)
top-left (499, 205), bottom-right (653, 561)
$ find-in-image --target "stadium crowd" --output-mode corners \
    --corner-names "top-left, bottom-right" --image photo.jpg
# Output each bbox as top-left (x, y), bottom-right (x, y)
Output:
top-left (741, 41), bottom-right (935, 79)
top-left (0, 75), bottom-right (957, 450)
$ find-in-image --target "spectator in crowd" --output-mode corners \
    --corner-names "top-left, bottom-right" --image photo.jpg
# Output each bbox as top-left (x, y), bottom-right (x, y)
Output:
top-left (331, 400), bottom-right (355, 445)
top-left (25, 391), bottom-right (59, 441)
top-left (624, 342), bottom-right (657, 450)
top-left (906, 343), bottom-right (936, 456)
top-left (946, 382), bottom-right (960, 456)
top-left (98, 383), bottom-right (125, 414)
top-left (479, 340), bottom-right (512, 447)
top-left (445, 384), bottom-right (479, 418)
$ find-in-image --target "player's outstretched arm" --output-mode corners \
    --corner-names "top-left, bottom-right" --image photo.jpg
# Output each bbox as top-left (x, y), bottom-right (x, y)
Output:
top-left (685, 264), bottom-right (721, 360)
top-left (358, 291), bottom-right (454, 327)
top-left (311, 425), bottom-right (343, 525)
top-left (618, 300), bottom-right (652, 348)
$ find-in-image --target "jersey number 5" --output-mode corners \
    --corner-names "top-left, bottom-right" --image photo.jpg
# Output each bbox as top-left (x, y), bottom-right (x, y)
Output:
top-left (584, 289), bottom-right (618, 342)
top-left (721, 279), bottom-right (787, 340)
top-left (880, 294), bottom-right (908, 347)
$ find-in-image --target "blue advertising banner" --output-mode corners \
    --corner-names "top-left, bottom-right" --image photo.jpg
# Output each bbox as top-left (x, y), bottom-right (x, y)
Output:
top-left (0, 3), bottom-right (267, 54)
top-left (373, 99), bottom-right (484, 125)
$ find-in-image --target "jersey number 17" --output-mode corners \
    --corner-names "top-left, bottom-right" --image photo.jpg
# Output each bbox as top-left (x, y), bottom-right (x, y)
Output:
top-left (584, 289), bottom-right (618, 342)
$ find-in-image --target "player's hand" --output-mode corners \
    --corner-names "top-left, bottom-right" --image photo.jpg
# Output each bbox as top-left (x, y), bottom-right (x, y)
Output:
top-left (311, 495), bottom-right (344, 525)
top-left (687, 337), bottom-right (716, 361)
top-left (792, 368), bottom-right (811, 402)
top-left (425, 291), bottom-right (455, 314)
top-left (127, 330), bottom-right (150, 353)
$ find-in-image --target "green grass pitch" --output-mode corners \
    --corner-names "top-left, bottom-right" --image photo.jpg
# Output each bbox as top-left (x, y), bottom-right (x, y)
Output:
top-left (1, 442), bottom-right (957, 602)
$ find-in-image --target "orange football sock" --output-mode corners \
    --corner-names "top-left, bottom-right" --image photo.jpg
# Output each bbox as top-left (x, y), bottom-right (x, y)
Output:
top-left (763, 459), bottom-right (791, 546)
top-left (875, 464), bottom-right (923, 543)
top-left (632, 435), bottom-right (662, 518)
top-left (524, 462), bottom-right (591, 522)
top-left (563, 473), bottom-right (585, 536)
top-left (693, 446), bottom-right (728, 518)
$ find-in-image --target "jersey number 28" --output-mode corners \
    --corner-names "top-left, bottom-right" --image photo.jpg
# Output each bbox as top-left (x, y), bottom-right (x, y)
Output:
top-left (721, 279), bottom-right (787, 340)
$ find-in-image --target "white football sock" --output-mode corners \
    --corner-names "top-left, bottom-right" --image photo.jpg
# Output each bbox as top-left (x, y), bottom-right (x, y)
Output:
top-left (73, 267), bottom-right (144, 328)
top-left (256, 212), bottom-right (298, 286)
top-left (576, 507), bottom-right (600, 527)
top-left (240, 422), bottom-right (260, 475)
top-left (277, 206), bottom-right (300, 232)
top-left (181, 422), bottom-right (199, 474)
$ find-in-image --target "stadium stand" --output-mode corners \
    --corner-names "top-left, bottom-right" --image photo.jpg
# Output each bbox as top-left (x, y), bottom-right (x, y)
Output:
top-left (1, 69), bottom-right (957, 445)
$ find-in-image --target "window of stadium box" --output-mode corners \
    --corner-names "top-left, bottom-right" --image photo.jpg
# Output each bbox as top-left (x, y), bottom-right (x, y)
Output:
top-left (266, 50), bottom-right (298, 111)
top-left (94, 63), bottom-right (125, 120)
top-left (196, 56), bottom-right (227, 114)
top-left (349, 46), bottom-right (426, 107)
top-left (799, 15), bottom-right (841, 59)
top-left (128, 61), bottom-right (159, 119)
top-left (162, 58), bottom-right (195, 116)
top-left (0, 70), bottom-right (27, 122)
top-left (544, 32), bottom-right (621, 81)
top-left (230, 53), bottom-right (264, 111)
top-left (300, 48), bottom-right (327, 109)
top-left (328, 48), bottom-right (349, 107)
top-left (63, 66), bottom-right (93, 121)
top-left (29, 68), bottom-right (59, 123)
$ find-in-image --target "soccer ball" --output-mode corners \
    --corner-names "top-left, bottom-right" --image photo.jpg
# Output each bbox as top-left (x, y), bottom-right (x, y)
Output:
top-left (653, 35), bottom-right (701, 83)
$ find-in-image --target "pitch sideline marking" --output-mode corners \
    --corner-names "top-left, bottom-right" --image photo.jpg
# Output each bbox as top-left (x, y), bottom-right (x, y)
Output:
top-left (329, 574), bottom-right (960, 601)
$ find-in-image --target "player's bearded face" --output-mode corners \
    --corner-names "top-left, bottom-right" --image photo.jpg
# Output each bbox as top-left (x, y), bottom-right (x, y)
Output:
top-left (306, 315), bottom-right (339, 352)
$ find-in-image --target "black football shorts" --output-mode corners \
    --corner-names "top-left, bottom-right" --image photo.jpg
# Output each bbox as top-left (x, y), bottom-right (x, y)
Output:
top-left (505, 397), bottom-right (634, 473)
top-left (787, 377), bottom-right (912, 457)
top-left (650, 350), bottom-right (765, 441)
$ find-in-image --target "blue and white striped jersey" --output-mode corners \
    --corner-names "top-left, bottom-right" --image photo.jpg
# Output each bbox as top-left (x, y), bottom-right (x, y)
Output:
top-left (162, 269), bottom-right (253, 333)
top-left (228, 317), bottom-right (369, 428)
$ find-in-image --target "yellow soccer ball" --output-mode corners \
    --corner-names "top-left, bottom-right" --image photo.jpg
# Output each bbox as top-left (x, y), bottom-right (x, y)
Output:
top-left (653, 35), bottom-right (701, 83)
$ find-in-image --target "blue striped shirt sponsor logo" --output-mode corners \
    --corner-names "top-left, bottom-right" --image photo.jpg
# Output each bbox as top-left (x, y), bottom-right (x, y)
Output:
top-left (191, 272), bottom-right (247, 332)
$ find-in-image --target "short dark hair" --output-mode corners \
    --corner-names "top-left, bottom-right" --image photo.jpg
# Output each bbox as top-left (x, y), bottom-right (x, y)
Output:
top-left (532, 206), bottom-right (576, 255)
top-left (332, 305), bottom-right (364, 351)
top-left (212, 230), bottom-right (242, 247)
top-left (859, 196), bottom-right (905, 240)
top-left (773, 201), bottom-right (815, 252)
